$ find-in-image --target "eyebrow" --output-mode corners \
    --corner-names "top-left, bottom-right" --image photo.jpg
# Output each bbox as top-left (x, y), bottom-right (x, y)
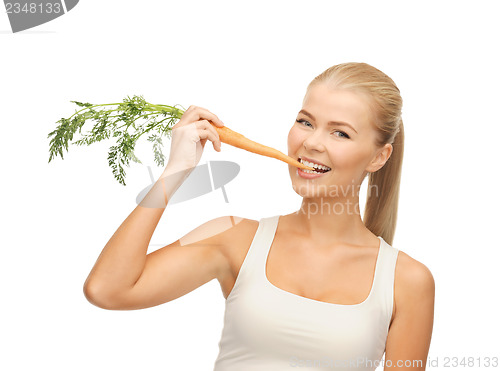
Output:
top-left (298, 110), bottom-right (358, 134)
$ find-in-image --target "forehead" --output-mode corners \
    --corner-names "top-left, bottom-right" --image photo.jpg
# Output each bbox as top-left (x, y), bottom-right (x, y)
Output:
top-left (303, 83), bottom-right (374, 130)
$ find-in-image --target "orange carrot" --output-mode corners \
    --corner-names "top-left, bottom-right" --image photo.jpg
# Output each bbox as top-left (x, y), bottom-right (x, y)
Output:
top-left (211, 123), bottom-right (315, 171)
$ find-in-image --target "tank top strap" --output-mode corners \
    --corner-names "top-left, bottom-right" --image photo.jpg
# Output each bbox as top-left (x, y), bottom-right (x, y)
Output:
top-left (251, 215), bottom-right (280, 263)
top-left (226, 215), bottom-right (280, 300)
top-left (370, 237), bottom-right (400, 321)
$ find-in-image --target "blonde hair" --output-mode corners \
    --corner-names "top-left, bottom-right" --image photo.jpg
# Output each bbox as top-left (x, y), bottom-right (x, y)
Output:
top-left (307, 62), bottom-right (404, 245)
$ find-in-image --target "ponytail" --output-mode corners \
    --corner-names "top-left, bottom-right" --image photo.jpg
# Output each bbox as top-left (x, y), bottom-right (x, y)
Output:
top-left (363, 120), bottom-right (404, 245)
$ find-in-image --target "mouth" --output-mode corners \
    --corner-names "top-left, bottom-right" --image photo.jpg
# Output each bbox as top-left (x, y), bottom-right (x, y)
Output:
top-left (298, 157), bottom-right (332, 174)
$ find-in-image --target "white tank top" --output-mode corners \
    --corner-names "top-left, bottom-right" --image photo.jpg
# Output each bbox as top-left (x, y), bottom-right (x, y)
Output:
top-left (213, 215), bottom-right (399, 371)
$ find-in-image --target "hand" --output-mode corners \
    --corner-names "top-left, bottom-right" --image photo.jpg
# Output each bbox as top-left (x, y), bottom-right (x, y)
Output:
top-left (165, 105), bottom-right (224, 174)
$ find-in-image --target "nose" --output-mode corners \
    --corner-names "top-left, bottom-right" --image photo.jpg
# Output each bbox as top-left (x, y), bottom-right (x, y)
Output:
top-left (303, 131), bottom-right (326, 152)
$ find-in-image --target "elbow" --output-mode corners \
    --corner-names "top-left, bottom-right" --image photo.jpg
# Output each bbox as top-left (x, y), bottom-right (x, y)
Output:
top-left (83, 280), bottom-right (104, 308)
top-left (83, 279), bottom-right (132, 310)
top-left (83, 279), bottom-right (115, 310)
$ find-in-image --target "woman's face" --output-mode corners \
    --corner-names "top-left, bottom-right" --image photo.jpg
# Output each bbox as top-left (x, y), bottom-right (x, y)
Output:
top-left (287, 82), bottom-right (391, 198)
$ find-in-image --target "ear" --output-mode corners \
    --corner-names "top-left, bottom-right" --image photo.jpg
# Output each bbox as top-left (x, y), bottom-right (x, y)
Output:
top-left (365, 143), bottom-right (393, 173)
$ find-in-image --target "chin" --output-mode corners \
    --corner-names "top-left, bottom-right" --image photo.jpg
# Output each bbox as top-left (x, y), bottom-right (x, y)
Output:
top-left (290, 179), bottom-right (332, 199)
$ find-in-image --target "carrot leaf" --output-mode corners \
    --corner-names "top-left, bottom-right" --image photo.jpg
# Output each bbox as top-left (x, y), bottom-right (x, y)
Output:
top-left (48, 95), bottom-right (185, 186)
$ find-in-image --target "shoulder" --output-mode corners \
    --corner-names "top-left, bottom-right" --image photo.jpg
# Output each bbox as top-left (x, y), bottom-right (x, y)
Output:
top-left (211, 216), bottom-right (259, 285)
top-left (385, 250), bottom-right (435, 358)
top-left (186, 215), bottom-right (259, 257)
top-left (173, 215), bottom-right (259, 279)
top-left (394, 250), bottom-right (435, 313)
top-left (173, 215), bottom-right (258, 267)
top-left (177, 215), bottom-right (257, 246)
top-left (216, 216), bottom-right (259, 253)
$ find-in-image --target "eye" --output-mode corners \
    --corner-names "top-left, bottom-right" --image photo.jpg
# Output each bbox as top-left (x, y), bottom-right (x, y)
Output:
top-left (296, 119), bottom-right (350, 139)
top-left (296, 119), bottom-right (312, 127)
top-left (333, 130), bottom-right (350, 139)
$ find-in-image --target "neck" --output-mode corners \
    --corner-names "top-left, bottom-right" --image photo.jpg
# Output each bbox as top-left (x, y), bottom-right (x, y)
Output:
top-left (291, 195), bottom-right (370, 246)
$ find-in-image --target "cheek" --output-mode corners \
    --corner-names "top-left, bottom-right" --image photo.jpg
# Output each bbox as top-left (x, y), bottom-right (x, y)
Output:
top-left (331, 146), bottom-right (371, 169)
top-left (287, 126), bottom-right (304, 152)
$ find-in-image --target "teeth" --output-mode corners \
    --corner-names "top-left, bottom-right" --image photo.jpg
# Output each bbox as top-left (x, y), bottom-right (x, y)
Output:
top-left (302, 169), bottom-right (321, 174)
top-left (300, 158), bottom-right (331, 171)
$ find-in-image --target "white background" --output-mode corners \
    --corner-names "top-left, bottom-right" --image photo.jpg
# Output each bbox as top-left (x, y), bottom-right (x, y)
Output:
top-left (1, 1), bottom-right (499, 370)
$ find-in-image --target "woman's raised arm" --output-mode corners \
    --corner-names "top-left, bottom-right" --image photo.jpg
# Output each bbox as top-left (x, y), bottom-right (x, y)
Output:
top-left (83, 106), bottom-right (229, 310)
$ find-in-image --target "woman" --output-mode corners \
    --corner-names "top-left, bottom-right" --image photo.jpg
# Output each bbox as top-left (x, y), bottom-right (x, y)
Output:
top-left (84, 62), bottom-right (435, 370)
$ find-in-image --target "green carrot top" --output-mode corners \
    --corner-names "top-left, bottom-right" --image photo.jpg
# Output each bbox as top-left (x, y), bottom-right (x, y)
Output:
top-left (48, 95), bottom-right (186, 186)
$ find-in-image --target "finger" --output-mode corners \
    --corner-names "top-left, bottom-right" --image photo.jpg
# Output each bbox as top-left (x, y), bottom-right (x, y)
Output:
top-left (197, 120), bottom-right (221, 144)
top-left (186, 104), bottom-right (207, 112)
top-left (197, 120), bottom-right (222, 150)
top-left (184, 106), bottom-right (225, 127)
top-left (197, 120), bottom-right (220, 143)
top-left (198, 130), bottom-right (220, 151)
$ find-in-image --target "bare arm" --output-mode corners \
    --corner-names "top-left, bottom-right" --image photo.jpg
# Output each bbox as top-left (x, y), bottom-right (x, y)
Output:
top-left (83, 209), bottom-right (241, 310)
top-left (82, 166), bottom-right (189, 308)
top-left (384, 252), bottom-right (435, 370)
top-left (83, 105), bottom-right (227, 310)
